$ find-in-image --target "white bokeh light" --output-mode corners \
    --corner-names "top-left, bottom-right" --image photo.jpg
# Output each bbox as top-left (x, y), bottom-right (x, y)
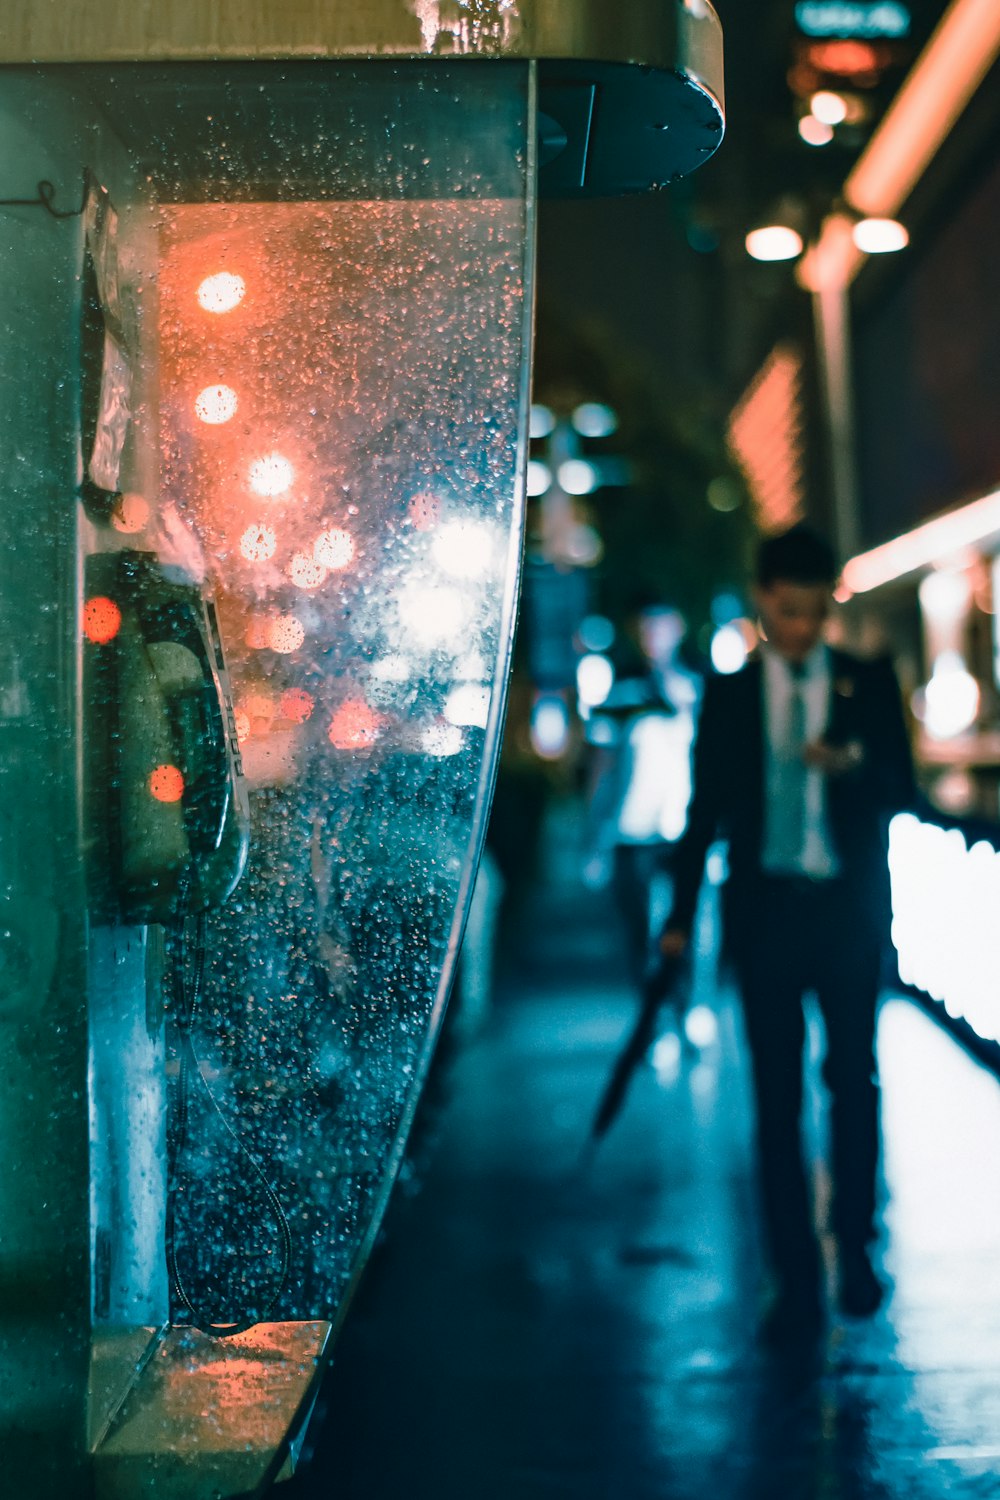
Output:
top-left (711, 622), bottom-right (750, 675)
top-left (527, 460), bottom-right (552, 497)
top-left (922, 653), bottom-right (980, 740)
top-left (576, 653), bottom-right (614, 708)
top-left (445, 683), bottom-right (491, 729)
top-left (432, 520), bottom-right (496, 580)
top-left (194, 384), bottom-right (239, 424)
top-left (314, 527), bottom-right (356, 571)
top-left (422, 722), bottom-right (465, 758)
top-left (249, 452), bottom-right (295, 498)
top-left (397, 582), bottom-right (468, 649)
top-left (197, 272), bottom-right (246, 313)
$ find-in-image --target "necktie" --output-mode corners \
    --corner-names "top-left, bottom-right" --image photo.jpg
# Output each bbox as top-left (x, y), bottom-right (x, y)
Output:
top-left (766, 664), bottom-right (808, 872)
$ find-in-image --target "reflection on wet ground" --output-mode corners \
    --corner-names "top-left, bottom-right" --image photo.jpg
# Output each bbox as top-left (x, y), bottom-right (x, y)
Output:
top-left (294, 865), bottom-right (1000, 1499)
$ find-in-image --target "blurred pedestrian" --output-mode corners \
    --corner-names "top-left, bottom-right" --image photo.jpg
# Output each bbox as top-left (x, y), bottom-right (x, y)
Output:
top-left (659, 526), bottom-right (915, 1342)
top-left (584, 598), bottom-right (701, 996)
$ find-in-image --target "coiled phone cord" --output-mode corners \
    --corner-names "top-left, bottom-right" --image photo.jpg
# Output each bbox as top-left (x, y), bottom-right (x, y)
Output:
top-left (165, 912), bottom-right (293, 1337)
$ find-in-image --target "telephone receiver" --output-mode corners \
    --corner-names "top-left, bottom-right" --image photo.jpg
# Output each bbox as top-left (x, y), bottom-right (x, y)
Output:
top-left (85, 548), bottom-right (250, 924)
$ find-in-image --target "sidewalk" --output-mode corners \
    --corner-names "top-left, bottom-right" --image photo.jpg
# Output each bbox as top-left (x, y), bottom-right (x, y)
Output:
top-left (295, 828), bottom-right (1000, 1499)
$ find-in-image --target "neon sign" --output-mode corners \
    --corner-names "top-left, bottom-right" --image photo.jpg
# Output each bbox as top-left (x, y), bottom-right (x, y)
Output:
top-left (795, 2), bottom-right (910, 38)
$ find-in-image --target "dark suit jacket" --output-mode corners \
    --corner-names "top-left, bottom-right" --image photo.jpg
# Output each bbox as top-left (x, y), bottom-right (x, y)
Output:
top-left (668, 648), bottom-right (916, 951)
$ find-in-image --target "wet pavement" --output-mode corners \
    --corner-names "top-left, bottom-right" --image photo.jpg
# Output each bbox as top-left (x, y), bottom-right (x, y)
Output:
top-left (294, 833), bottom-right (1000, 1500)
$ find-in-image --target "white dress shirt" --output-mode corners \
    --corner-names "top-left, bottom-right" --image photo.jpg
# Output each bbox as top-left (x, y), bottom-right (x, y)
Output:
top-left (761, 643), bottom-right (841, 879)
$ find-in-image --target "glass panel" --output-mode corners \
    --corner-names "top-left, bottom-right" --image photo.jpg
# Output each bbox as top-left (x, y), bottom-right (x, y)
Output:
top-left (136, 64), bottom-right (535, 1323)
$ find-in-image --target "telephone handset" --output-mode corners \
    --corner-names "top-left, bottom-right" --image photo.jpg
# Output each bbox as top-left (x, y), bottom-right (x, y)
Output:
top-left (85, 549), bottom-right (249, 924)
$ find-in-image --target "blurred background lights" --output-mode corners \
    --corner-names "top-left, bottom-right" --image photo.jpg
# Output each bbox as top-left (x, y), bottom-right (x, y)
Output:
top-left (245, 615), bottom-right (271, 650)
top-left (529, 404), bottom-right (556, 439)
top-left (328, 698), bottom-right (381, 751)
top-left (571, 402), bottom-right (618, 439)
top-left (799, 115), bottom-right (834, 147)
top-left (240, 523), bottom-right (277, 563)
top-left (422, 722), bottom-right (464, 758)
top-left (111, 493), bottom-right (150, 534)
top-left (313, 527), bottom-right (355, 571)
top-left (711, 621), bottom-right (751, 675)
top-left (444, 683), bottom-right (491, 729)
top-left (558, 459), bottom-right (600, 496)
top-left (576, 653), bottom-right (615, 708)
top-left (565, 523), bottom-right (604, 567)
top-left (408, 491), bottom-right (441, 531)
top-left (249, 452), bottom-right (295, 498)
top-left (371, 653), bottom-right (412, 683)
top-left (526, 460), bottom-right (552, 498)
top-left (194, 384), bottom-right (238, 425)
top-left (267, 614), bottom-right (305, 654)
top-left (197, 272), bottom-right (246, 314)
top-left (890, 814), bottom-right (1000, 1045)
top-left (289, 552), bottom-right (327, 590)
top-left (432, 519), bottom-right (496, 580)
top-left (921, 652), bottom-right (980, 740)
top-left (684, 1004), bottom-right (719, 1049)
top-left (234, 710), bottom-right (251, 744)
top-left (397, 582), bottom-right (467, 648)
top-left (242, 692), bottom-right (276, 730)
top-left (810, 89), bottom-right (848, 125)
top-left (706, 476), bottom-right (742, 513)
top-left (455, 649), bottom-right (488, 682)
top-left (919, 568), bottom-right (971, 622)
top-left (578, 614), bottom-right (616, 653)
top-left (851, 216), bottom-right (909, 254)
top-left (530, 694), bottom-right (571, 760)
top-left (746, 225), bottom-right (804, 261)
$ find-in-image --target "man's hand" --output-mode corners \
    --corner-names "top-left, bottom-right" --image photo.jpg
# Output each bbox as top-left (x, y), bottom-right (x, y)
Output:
top-left (802, 738), bottom-right (864, 776)
top-left (659, 927), bottom-right (689, 959)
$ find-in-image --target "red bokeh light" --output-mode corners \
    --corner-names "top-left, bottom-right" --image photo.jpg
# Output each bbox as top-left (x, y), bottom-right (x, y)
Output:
top-left (328, 698), bottom-right (382, 751)
top-left (149, 764), bottom-right (185, 803)
top-left (280, 688), bottom-right (315, 724)
top-left (84, 596), bottom-right (122, 644)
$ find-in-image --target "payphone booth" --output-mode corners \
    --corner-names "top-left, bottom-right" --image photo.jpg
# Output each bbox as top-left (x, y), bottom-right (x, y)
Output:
top-left (0, 4), bottom-right (723, 1494)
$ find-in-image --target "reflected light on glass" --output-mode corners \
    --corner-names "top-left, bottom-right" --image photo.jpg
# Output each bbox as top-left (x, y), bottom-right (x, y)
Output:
top-left (83, 595), bottom-right (122, 644)
top-left (445, 683), bottom-right (491, 729)
top-left (422, 722), bottom-right (465, 758)
top-left (111, 493), bottom-right (150, 534)
top-left (240, 524), bottom-right (277, 563)
top-left (889, 813), bottom-right (1000, 1043)
top-left (289, 553), bottom-right (327, 590)
top-left (852, 217), bottom-right (909, 254)
top-left (710, 622), bottom-right (750, 675)
top-left (249, 453), bottom-right (295, 498)
top-left (579, 614), bottom-right (615, 653)
top-left (558, 459), bottom-right (599, 496)
top-left (397, 582), bottom-right (467, 648)
top-left (799, 114), bottom-right (834, 146)
top-left (527, 460), bottom-right (552, 497)
top-left (572, 402), bottom-right (618, 439)
top-left (811, 89), bottom-right (849, 124)
top-left (577, 653), bottom-right (615, 708)
top-left (432, 520), bottom-right (496, 580)
top-left (267, 615), bottom-right (305, 654)
top-left (745, 226), bottom-right (803, 262)
top-left (194, 384), bottom-right (238, 425)
top-left (530, 695), bottom-right (571, 760)
top-left (313, 527), bottom-right (355, 571)
top-left (684, 1004), bottom-right (719, 1049)
top-left (922, 653), bottom-right (979, 739)
top-left (328, 699), bottom-right (382, 751)
top-left (197, 272), bottom-right (246, 314)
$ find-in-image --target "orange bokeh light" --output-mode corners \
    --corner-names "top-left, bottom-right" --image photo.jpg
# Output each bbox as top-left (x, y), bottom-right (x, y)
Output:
top-left (84, 596), bottom-right (122, 644)
top-left (111, 494), bottom-right (151, 534)
top-left (234, 710), bottom-right (252, 743)
top-left (240, 524), bottom-right (278, 563)
top-left (280, 687), bottom-right (315, 724)
top-left (267, 615), bottom-right (305, 654)
top-left (313, 528), bottom-right (355, 571)
top-left (149, 764), bottom-right (185, 802)
top-left (328, 698), bottom-right (382, 751)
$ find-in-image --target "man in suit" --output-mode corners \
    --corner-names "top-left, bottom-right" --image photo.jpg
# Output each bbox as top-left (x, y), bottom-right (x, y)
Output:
top-left (660, 525), bottom-right (914, 1340)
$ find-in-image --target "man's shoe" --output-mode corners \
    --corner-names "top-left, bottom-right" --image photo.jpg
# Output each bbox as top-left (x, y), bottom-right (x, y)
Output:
top-left (838, 1249), bottom-right (884, 1318)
